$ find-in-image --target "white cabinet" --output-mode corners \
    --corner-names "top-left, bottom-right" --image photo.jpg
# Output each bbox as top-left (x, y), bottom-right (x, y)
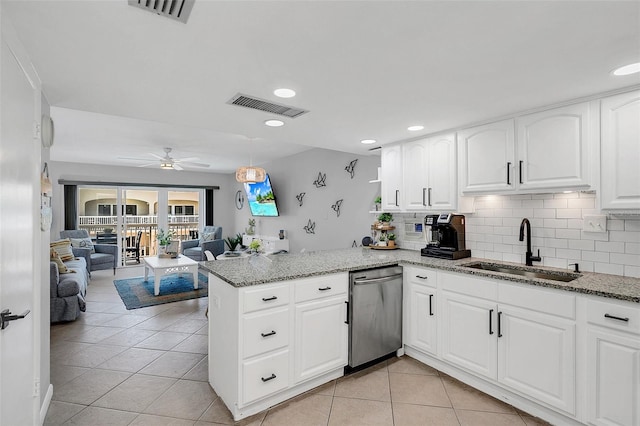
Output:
top-left (458, 119), bottom-right (515, 193)
top-left (586, 297), bottom-right (640, 426)
top-left (600, 90), bottom-right (640, 211)
top-left (403, 134), bottom-right (457, 211)
top-left (404, 267), bottom-right (438, 355)
top-left (459, 102), bottom-right (594, 194)
top-left (381, 144), bottom-right (403, 211)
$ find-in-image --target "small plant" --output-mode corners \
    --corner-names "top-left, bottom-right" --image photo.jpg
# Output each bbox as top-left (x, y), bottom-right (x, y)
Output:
top-left (387, 233), bottom-right (396, 241)
top-left (377, 212), bottom-right (393, 223)
top-left (246, 218), bottom-right (256, 235)
top-left (225, 233), bottom-right (243, 251)
top-left (157, 229), bottom-right (175, 246)
top-left (374, 196), bottom-right (382, 204)
top-left (378, 233), bottom-right (387, 241)
top-left (248, 238), bottom-right (262, 252)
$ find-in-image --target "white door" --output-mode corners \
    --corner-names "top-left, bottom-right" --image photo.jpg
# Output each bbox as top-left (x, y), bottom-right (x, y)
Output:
top-left (402, 139), bottom-right (429, 210)
top-left (458, 119), bottom-right (515, 193)
top-left (427, 134), bottom-right (457, 210)
top-left (408, 284), bottom-right (437, 355)
top-left (0, 36), bottom-right (39, 424)
top-left (380, 145), bottom-right (403, 211)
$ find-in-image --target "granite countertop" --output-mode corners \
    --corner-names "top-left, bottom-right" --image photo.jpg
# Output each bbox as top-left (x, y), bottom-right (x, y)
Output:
top-left (199, 248), bottom-right (640, 303)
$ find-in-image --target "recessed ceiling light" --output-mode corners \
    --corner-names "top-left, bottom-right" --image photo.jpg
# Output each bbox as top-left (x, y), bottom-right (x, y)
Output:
top-left (274, 88), bottom-right (296, 98)
top-left (264, 119), bottom-right (284, 127)
top-left (407, 125), bottom-right (424, 131)
top-left (612, 62), bottom-right (640, 76)
top-left (361, 139), bottom-right (377, 145)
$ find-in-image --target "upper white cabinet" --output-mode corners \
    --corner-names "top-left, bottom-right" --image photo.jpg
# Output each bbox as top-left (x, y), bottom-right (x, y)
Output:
top-left (600, 90), bottom-right (640, 211)
top-left (517, 102), bottom-right (594, 191)
top-left (458, 119), bottom-right (515, 194)
top-left (459, 102), bottom-right (594, 194)
top-left (381, 144), bottom-right (403, 211)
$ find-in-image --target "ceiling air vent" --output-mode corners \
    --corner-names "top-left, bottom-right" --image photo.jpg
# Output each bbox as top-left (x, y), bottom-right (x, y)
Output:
top-left (227, 93), bottom-right (309, 118)
top-left (128, 0), bottom-right (195, 24)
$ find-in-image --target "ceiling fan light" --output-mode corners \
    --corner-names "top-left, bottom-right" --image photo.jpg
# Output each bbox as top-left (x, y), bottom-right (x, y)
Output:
top-left (236, 166), bottom-right (266, 183)
top-left (160, 161), bottom-right (173, 170)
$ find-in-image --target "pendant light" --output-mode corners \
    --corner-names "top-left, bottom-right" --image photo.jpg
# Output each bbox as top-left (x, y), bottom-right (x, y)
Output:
top-left (235, 137), bottom-right (267, 183)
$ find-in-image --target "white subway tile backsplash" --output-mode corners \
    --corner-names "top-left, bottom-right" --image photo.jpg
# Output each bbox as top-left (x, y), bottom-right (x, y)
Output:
top-left (594, 241), bottom-right (626, 253)
top-left (502, 253), bottom-right (523, 263)
top-left (610, 231), bottom-right (640, 243)
top-left (582, 251), bottom-right (610, 263)
top-left (484, 252), bottom-right (504, 261)
top-left (555, 229), bottom-right (581, 240)
top-left (580, 231), bottom-right (609, 241)
top-left (568, 239), bottom-right (595, 251)
top-left (606, 219), bottom-right (625, 231)
top-left (567, 219), bottom-right (583, 229)
top-left (485, 217), bottom-right (503, 226)
top-left (544, 218), bottom-right (568, 228)
top-left (523, 200), bottom-right (544, 209)
top-left (554, 192), bottom-right (580, 199)
top-left (544, 258), bottom-right (570, 269)
top-left (556, 248), bottom-right (582, 260)
top-left (567, 198), bottom-right (595, 209)
top-left (625, 220), bottom-right (640, 232)
top-left (625, 265), bottom-right (640, 278)
top-left (544, 199), bottom-right (568, 209)
top-left (626, 242), bottom-right (640, 255)
top-left (556, 209), bottom-right (582, 219)
top-left (594, 263), bottom-right (624, 276)
top-left (512, 208), bottom-right (534, 218)
top-left (610, 253), bottom-right (640, 266)
top-left (545, 238), bottom-right (569, 249)
top-left (534, 208), bottom-right (556, 218)
top-left (533, 227), bottom-right (555, 238)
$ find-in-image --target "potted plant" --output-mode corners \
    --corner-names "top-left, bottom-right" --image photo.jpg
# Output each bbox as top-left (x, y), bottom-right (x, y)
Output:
top-left (248, 238), bottom-right (262, 254)
top-left (377, 233), bottom-right (387, 247)
top-left (246, 219), bottom-right (255, 235)
top-left (377, 212), bottom-right (393, 227)
top-left (374, 196), bottom-right (382, 211)
top-left (225, 233), bottom-right (243, 252)
top-left (387, 233), bottom-right (396, 248)
top-left (156, 228), bottom-right (175, 254)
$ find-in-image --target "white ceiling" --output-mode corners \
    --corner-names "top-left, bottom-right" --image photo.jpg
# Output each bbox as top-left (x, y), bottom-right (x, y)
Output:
top-left (4, 0), bottom-right (640, 173)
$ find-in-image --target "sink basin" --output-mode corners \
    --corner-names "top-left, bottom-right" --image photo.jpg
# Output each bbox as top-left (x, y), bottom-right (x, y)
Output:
top-left (463, 262), bottom-right (580, 282)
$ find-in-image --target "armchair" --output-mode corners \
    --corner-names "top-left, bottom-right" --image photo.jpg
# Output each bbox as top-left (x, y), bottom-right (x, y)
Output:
top-left (60, 230), bottom-right (118, 275)
top-left (182, 226), bottom-right (224, 261)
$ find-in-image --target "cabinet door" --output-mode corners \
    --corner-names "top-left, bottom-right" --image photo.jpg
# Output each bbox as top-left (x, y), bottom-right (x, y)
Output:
top-left (517, 102), bottom-right (593, 191)
top-left (294, 296), bottom-right (348, 384)
top-left (458, 119), bottom-right (515, 193)
top-left (407, 284), bottom-right (437, 355)
top-left (381, 145), bottom-right (403, 211)
top-left (587, 328), bottom-right (640, 426)
top-left (402, 139), bottom-right (430, 210)
top-left (440, 291), bottom-right (497, 379)
top-left (497, 306), bottom-right (576, 415)
top-left (427, 133), bottom-right (457, 210)
top-left (601, 90), bottom-right (640, 210)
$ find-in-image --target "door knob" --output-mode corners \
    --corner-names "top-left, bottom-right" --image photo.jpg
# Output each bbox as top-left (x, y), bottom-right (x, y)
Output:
top-left (0, 309), bottom-right (30, 330)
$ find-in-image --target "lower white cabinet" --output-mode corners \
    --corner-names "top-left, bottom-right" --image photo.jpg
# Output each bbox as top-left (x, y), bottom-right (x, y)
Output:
top-left (404, 267), bottom-right (438, 356)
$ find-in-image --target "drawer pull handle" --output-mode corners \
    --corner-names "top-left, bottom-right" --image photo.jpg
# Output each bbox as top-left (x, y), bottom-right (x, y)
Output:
top-left (429, 294), bottom-right (434, 316)
top-left (604, 313), bottom-right (629, 322)
top-left (416, 275), bottom-right (428, 280)
top-left (261, 330), bottom-right (276, 338)
top-left (489, 309), bottom-right (494, 335)
top-left (261, 374), bottom-right (276, 382)
top-left (497, 311), bottom-right (503, 338)
top-left (262, 296), bottom-right (278, 302)
top-left (318, 286), bottom-right (332, 291)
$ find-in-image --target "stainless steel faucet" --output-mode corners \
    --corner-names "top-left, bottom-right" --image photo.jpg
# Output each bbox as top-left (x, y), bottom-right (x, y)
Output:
top-left (519, 218), bottom-right (541, 266)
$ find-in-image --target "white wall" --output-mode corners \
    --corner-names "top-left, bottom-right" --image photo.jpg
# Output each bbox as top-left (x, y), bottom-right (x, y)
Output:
top-left (232, 148), bottom-right (380, 253)
top-left (48, 161), bottom-right (236, 240)
top-left (398, 192), bottom-right (640, 278)
top-left (40, 93), bottom-right (51, 409)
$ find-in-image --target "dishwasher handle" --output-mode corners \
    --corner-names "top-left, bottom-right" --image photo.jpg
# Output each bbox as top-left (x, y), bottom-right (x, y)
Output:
top-left (353, 273), bottom-right (403, 285)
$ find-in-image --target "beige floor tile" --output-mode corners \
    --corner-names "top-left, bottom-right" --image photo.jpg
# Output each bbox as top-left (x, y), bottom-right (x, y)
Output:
top-left (100, 314), bottom-right (150, 328)
top-left (387, 356), bottom-right (439, 376)
top-left (97, 347), bottom-right (165, 372)
top-left (139, 351), bottom-right (204, 378)
top-left (389, 373), bottom-right (451, 407)
top-left (84, 301), bottom-right (120, 313)
top-left (96, 327), bottom-right (156, 347)
top-left (53, 369), bottom-right (131, 405)
top-left (57, 343), bottom-right (127, 368)
top-left (198, 398), bottom-right (265, 426)
top-left (393, 403), bottom-right (460, 426)
top-left (49, 364), bottom-right (89, 388)
top-left (195, 324), bottom-right (208, 335)
top-left (134, 315), bottom-right (183, 331)
top-left (64, 406), bottom-right (138, 426)
top-left (93, 374), bottom-right (176, 412)
top-left (183, 356), bottom-right (209, 382)
top-left (164, 319), bottom-right (208, 334)
top-left (43, 401), bottom-right (85, 426)
top-left (135, 331), bottom-right (191, 350)
top-left (328, 397), bottom-right (393, 426)
top-left (172, 334), bottom-right (208, 354)
top-left (308, 379), bottom-right (336, 396)
top-left (143, 379), bottom-right (217, 420)
top-left (456, 409), bottom-right (526, 426)
top-left (262, 393), bottom-right (332, 426)
top-left (50, 341), bottom-right (93, 362)
top-left (441, 375), bottom-right (516, 414)
top-left (334, 366), bottom-right (391, 401)
top-left (521, 414), bottom-right (553, 425)
top-left (66, 325), bottom-right (127, 344)
top-left (130, 414), bottom-right (196, 425)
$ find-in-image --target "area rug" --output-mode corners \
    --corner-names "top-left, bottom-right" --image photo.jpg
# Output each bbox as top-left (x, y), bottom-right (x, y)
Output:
top-left (113, 272), bottom-right (208, 310)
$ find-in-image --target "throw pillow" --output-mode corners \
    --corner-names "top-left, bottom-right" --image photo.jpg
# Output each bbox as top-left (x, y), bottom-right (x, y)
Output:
top-left (50, 238), bottom-right (75, 262)
top-left (70, 237), bottom-right (95, 253)
top-left (199, 232), bottom-right (216, 247)
top-left (50, 249), bottom-right (72, 274)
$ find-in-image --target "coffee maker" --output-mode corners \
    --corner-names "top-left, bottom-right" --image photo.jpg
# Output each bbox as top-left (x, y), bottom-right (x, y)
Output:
top-left (421, 213), bottom-right (471, 260)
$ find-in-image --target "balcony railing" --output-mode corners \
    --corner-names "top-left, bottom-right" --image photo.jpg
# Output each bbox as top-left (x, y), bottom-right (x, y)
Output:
top-left (78, 215), bottom-right (199, 225)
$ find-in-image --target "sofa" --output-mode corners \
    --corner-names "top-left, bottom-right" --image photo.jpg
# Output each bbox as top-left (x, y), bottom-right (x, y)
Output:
top-left (50, 256), bottom-right (89, 323)
top-left (182, 226), bottom-right (224, 261)
top-left (60, 230), bottom-right (118, 275)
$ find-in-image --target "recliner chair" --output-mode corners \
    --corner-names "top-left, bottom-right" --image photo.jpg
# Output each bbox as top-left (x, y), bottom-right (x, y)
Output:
top-left (60, 230), bottom-right (118, 275)
top-left (181, 226), bottom-right (224, 261)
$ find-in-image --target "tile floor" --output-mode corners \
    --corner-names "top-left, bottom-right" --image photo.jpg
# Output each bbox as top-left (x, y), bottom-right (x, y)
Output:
top-left (46, 266), bottom-right (551, 425)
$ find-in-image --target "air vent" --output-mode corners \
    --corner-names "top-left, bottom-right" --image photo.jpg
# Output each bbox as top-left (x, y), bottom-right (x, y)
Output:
top-left (227, 93), bottom-right (308, 118)
top-left (128, 0), bottom-right (195, 24)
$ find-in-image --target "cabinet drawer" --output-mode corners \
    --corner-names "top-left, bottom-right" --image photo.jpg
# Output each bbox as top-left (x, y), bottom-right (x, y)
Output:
top-left (242, 350), bottom-right (289, 405)
top-left (586, 297), bottom-right (640, 335)
top-left (405, 266), bottom-right (437, 288)
top-left (294, 274), bottom-right (347, 303)
top-left (243, 308), bottom-right (290, 358)
top-left (243, 283), bottom-right (290, 313)
top-left (499, 281), bottom-right (575, 319)
top-left (439, 271), bottom-right (497, 300)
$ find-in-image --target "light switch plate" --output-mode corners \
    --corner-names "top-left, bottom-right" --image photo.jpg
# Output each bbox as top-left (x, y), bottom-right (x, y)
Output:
top-left (583, 215), bottom-right (607, 233)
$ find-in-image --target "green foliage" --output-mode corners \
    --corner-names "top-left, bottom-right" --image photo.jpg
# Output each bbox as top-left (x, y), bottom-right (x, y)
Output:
top-left (249, 239), bottom-right (262, 251)
top-left (225, 233), bottom-right (243, 251)
top-left (156, 229), bottom-right (175, 246)
top-left (374, 196), bottom-right (382, 204)
top-left (256, 191), bottom-right (275, 203)
top-left (387, 233), bottom-right (396, 241)
top-left (377, 212), bottom-right (393, 223)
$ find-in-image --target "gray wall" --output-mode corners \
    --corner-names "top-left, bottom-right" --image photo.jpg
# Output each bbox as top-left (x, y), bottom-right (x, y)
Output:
top-left (232, 148), bottom-right (381, 253)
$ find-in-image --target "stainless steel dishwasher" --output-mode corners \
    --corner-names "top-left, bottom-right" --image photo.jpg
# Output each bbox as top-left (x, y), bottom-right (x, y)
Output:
top-left (347, 265), bottom-right (403, 369)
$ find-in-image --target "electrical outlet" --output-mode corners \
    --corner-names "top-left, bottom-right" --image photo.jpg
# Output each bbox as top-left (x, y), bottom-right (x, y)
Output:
top-left (583, 215), bottom-right (607, 233)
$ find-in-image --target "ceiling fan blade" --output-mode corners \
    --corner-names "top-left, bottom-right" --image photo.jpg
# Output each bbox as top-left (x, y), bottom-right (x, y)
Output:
top-left (137, 162), bottom-right (158, 168)
top-left (180, 161), bottom-right (209, 168)
top-left (118, 156), bottom-right (152, 162)
top-left (149, 153), bottom-right (165, 160)
top-left (172, 163), bottom-right (184, 171)
top-left (175, 157), bottom-right (199, 162)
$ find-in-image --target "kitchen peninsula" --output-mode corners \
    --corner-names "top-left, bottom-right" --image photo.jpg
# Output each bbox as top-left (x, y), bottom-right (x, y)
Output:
top-left (201, 248), bottom-right (640, 425)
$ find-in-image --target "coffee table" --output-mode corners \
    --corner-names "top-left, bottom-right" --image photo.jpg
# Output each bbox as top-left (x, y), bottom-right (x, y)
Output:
top-left (143, 255), bottom-right (199, 296)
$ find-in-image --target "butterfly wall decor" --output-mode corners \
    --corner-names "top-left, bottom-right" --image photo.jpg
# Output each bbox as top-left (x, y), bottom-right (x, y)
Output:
top-left (345, 159), bottom-right (358, 179)
top-left (331, 199), bottom-right (343, 217)
top-left (313, 172), bottom-right (327, 188)
top-left (303, 219), bottom-right (316, 234)
top-left (296, 192), bottom-right (306, 207)
top-left (352, 240), bottom-right (358, 248)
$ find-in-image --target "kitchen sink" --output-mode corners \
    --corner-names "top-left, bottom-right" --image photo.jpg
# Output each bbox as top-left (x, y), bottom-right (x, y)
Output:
top-left (462, 262), bottom-right (580, 282)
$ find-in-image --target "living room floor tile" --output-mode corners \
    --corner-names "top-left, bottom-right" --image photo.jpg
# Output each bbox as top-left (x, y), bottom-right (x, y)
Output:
top-left (100, 314), bottom-right (149, 328)
top-left (96, 347), bottom-right (165, 372)
top-left (43, 401), bottom-right (85, 426)
top-left (64, 406), bottom-right (138, 426)
top-left (49, 364), bottom-right (90, 388)
top-left (172, 334), bottom-right (208, 354)
top-left (66, 325), bottom-right (126, 344)
top-left (57, 344), bottom-right (127, 368)
top-left (164, 318), bottom-right (208, 334)
top-left (129, 414), bottom-right (196, 426)
top-left (182, 356), bottom-right (209, 382)
top-left (143, 379), bottom-right (217, 420)
top-left (138, 351), bottom-right (204, 378)
top-left (96, 327), bottom-right (156, 347)
top-left (134, 331), bottom-right (191, 350)
top-left (53, 369), bottom-right (131, 405)
top-left (92, 374), bottom-right (176, 412)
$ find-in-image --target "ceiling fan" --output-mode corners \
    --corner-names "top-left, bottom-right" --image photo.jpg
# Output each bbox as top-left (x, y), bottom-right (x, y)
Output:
top-left (118, 147), bottom-right (209, 171)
